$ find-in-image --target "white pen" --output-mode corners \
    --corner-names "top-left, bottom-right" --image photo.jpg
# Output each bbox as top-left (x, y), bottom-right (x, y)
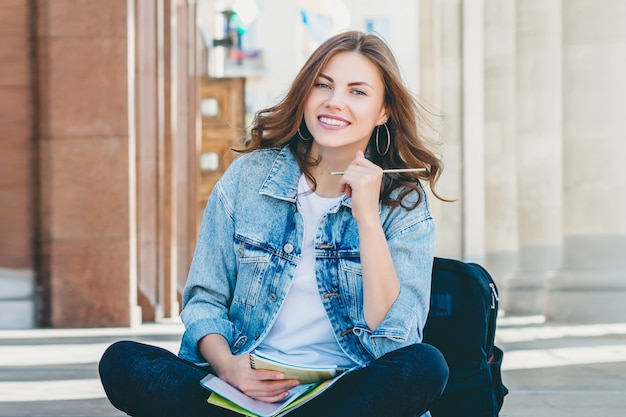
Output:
top-left (328, 168), bottom-right (427, 175)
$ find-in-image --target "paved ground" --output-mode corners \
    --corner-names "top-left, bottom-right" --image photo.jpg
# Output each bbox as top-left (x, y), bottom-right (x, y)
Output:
top-left (0, 315), bottom-right (625, 417)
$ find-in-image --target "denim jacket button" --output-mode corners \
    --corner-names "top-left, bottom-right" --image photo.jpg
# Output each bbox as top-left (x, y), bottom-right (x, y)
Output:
top-left (269, 293), bottom-right (278, 302)
top-left (316, 243), bottom-right (334, 250)
top-left (283, 243), bottom-right (294, 254)
top-left (236, 248), bottom-right (244, 257)
top-left (233, 336), bottom-right (248, 350)
top-left (340, 328), bottom-right (354, 337)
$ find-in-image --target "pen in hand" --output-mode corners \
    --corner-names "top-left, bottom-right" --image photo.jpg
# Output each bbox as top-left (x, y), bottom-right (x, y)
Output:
top-left (328, 168), bottom-right (427, 175)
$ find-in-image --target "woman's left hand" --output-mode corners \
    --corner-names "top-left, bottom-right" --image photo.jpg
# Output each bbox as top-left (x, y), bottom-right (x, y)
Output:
top-left (339, 150), bottom-right (398, 329)
top-left (338, 150), bottom-right (383, 226)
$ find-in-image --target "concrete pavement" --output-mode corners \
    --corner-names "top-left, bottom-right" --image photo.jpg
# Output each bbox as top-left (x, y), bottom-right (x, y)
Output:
top-left (496, 315), bottom-right (626, 417)
top-left (1, 316), bottom-right (625, 416)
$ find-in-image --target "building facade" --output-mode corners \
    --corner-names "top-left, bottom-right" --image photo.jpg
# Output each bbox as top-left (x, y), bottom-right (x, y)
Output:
top-left (1, 0), bottom-right (624, 328)
top-left (1, 0), bottom-right (203, 328)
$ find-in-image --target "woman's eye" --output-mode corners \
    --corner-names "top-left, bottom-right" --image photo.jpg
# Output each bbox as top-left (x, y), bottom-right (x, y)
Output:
top-left (352, 89), bottom-right (366, 96)
top-left (314, 82), bottom-right (330, 89)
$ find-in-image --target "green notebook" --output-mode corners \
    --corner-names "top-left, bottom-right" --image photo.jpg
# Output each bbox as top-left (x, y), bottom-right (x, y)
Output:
top-left (201, 362), bottom-right (361, 416)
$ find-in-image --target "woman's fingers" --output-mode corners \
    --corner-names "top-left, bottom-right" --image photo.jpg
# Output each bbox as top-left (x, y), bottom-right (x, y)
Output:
top-left (338, 151), bottom-right (383, 221)
top-left (339, 159), bottom-right (380, 190)
top-left (240, 375), bottom-right (301, 403)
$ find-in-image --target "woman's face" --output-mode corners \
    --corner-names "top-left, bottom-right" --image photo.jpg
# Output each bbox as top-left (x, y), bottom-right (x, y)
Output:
top-left (304, 51), bottom-right (387, 156)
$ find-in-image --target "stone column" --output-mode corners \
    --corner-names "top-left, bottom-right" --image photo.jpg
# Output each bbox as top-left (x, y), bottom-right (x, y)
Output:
top-left (418, 0), bottom-right (445, 253)
top-left (503, 0), bottom-right (563, 315)
top-left (545, 0), bottom-right (626, 323)
top-left (461, 0), bottom-right (486, 264)
top-left (483, 0), bottom-right (518, 289)
top-left (171, 0), bottom-right (201, 307)
top-left (418, 0), bottom-right (441, 132)
top-left (36, 0), bottom-right (140, 327)
top-left (435, 0), bottom-right (464, 259)
top-left (0, 1), bottom-right (36, 328)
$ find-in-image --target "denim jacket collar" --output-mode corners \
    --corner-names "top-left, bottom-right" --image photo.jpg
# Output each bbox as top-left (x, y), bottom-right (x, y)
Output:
top-left (259, 146), bottom-right (354, 210)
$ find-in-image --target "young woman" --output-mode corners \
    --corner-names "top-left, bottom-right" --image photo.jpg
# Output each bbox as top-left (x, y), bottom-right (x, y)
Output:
top-left (100, 30), bottom-right (448, 417)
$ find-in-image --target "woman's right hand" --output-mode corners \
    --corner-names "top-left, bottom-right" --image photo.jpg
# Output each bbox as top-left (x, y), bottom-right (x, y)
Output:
top-left (199, 334), bottom-right (300, 403)
top-left (219, 353), bottom-right (301, 403)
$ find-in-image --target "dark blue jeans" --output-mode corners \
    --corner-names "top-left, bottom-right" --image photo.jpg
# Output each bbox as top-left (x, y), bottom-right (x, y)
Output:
top-left (99, 340), bottom-right (448, 417)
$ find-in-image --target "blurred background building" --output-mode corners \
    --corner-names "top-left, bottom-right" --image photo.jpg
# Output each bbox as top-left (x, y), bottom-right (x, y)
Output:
top-left (1, 0), bottom-right (624, 329)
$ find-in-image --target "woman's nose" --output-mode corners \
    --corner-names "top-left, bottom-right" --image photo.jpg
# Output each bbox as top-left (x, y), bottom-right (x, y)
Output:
top-left (325, 91), bottom-right (345, 109)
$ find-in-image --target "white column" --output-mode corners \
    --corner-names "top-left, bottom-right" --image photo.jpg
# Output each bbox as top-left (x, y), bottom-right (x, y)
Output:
top-left (503, 0), bottom-right (563, 315)
top-left (418, 0), bottom-right (447, 255)
top-left (545, 0), bottom-right (626, 323)
top-left (435, 0), bottom-right (464, 259)
top-left (418, 0), bottom-right (441, 133)
top-left (461, 0), bottom-right (485, 264)
top-left (483, 0), bottom-right (518, 289)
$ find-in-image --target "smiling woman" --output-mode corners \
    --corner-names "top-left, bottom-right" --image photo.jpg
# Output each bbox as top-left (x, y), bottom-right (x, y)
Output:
top-left (303, 52), bottom-right (388, 162)
top-left (99, 30), bottom-right (448, 417)
top-left (247, 31), bottom-right (444, 207)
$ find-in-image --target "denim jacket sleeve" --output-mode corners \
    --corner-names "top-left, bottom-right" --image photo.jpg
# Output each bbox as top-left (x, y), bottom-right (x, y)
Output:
top-left (178, 172), bottom-right (241, 364)
top-left (352, 188), bottom-right (435, 359)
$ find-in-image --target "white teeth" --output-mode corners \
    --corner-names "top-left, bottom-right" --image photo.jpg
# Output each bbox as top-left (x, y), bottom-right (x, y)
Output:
top-left (319, 116), bottom-right (348, 126)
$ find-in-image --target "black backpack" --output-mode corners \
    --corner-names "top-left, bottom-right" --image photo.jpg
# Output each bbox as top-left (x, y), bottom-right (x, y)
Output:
top-left (423, 257), bottom-right (508, 417)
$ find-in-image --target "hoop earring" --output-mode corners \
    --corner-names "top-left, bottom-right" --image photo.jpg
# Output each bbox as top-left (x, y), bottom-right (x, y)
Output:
top-left (298, 124), bottom-right (312, 141)
top-left (375, 123), bottom-right (390, 156)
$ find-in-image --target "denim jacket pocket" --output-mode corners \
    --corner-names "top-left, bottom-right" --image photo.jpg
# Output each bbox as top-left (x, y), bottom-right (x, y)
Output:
top-left (232, 241), bottom-right (271, 308)
top-left (338, 258), bottom-right (364, 324)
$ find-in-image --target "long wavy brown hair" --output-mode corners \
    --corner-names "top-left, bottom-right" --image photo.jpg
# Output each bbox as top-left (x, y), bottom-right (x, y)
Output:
top-left (244, 30), bottom-right (444, 208)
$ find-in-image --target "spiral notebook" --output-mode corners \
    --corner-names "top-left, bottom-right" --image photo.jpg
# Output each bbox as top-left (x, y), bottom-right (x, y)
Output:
top-left (200, 352), bottom-right (361, 416)
top-left (249, 350), bottom-right (350, 385)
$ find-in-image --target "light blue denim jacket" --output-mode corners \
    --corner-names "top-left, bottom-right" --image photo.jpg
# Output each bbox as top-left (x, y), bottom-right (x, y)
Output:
top-left (178, 146), bottom-right (435, 367)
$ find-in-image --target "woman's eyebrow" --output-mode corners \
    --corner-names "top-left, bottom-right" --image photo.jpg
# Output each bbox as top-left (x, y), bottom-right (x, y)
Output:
top-left (318, 73), bottom-right (373, 88)
top-left (318, 73), bottom-right (333, 82)
top-left (348, 81), bottom-right (373, 88)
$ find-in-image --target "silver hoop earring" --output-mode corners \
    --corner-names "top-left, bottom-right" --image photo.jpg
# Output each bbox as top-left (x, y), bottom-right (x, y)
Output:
top-left (298, 125), bottom-right (312, 141)
top-left (375, 123), bottom-right (390, 156)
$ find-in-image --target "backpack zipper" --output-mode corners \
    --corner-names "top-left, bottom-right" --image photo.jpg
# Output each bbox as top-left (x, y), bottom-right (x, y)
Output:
top-left (489, 282), bottom-right (499, 309)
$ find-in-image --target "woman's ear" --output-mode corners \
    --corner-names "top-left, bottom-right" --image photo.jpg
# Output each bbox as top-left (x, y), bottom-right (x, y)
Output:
top-left (377, 108), bottom-right (389, 125)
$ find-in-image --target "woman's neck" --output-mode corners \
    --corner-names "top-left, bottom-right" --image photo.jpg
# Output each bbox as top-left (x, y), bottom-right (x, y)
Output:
top-left (306, 170), bottom-right (343, 198)
top-left (306, 145), bottom-right (353, 198)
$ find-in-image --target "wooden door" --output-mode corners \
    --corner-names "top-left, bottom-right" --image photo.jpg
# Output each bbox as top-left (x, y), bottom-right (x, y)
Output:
top-left (198, 76), bottom-right (246, 225)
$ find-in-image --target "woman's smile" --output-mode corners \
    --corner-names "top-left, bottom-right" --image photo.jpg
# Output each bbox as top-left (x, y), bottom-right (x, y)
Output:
top-left (318, 115), bottom-right (350, 128)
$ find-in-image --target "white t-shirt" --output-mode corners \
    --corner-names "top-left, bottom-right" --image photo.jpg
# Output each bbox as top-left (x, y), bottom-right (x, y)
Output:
top-left (255, 175), bottom-right (357, 368)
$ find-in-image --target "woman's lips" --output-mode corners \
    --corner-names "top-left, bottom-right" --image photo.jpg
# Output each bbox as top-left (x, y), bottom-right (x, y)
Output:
top-left (318, 115), bottom-right (350, 128)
